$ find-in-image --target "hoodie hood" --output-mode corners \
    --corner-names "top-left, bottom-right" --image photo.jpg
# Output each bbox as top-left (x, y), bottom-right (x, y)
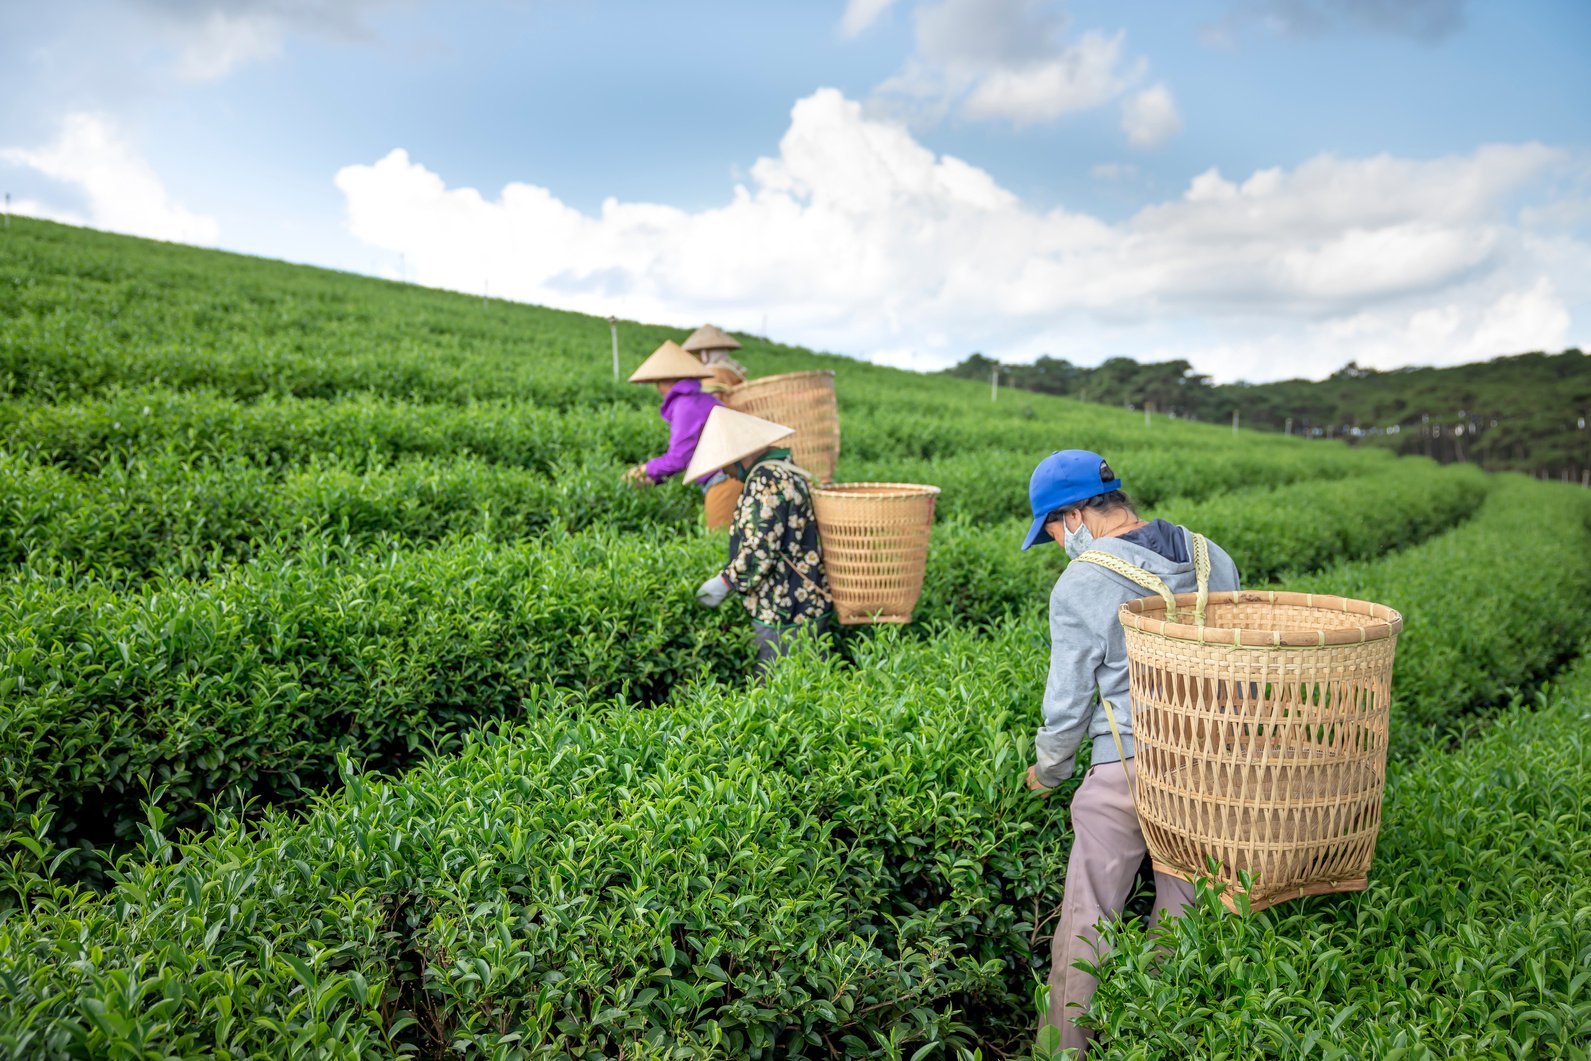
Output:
top-left (1078, 526), bottom-right (1202, 586)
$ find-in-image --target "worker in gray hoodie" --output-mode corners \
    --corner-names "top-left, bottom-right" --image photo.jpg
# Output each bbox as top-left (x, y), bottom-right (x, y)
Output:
top-left (1019, 449), bottom-right (1240, 1058)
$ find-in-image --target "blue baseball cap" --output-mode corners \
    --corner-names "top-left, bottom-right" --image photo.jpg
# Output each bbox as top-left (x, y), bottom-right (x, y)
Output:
top-left (1020, 450), bottom-right (1125, 551)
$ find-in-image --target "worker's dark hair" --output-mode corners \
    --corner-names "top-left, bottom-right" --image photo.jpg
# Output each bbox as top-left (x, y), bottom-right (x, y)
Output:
top-left (1050, 490), bottom-right (1134, 523)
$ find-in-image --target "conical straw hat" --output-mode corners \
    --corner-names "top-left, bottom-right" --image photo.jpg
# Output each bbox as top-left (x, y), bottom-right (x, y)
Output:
top-left (681, 324), bottom-right (743, 353)
top-left (684, 406), bottom-right (795, 483)
top-left (628, 340), bottom-right (715, 383)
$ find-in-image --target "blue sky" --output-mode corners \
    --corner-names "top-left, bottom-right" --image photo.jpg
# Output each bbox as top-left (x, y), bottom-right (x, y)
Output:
top-left (2, 0), bottom-right (1588, 381)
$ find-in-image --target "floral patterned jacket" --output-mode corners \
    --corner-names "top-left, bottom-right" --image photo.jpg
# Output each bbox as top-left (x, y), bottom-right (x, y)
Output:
top-left (722, 451), bottom-right (833, 627)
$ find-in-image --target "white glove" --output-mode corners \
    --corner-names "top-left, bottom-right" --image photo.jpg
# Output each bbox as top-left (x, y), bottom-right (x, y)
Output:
top-left (695, 574), bottom-right (732, 608)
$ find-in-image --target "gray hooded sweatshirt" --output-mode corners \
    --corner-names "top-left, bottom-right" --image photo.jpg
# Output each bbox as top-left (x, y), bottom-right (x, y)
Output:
top-left (1035, 524), bottom-right (1241, 787)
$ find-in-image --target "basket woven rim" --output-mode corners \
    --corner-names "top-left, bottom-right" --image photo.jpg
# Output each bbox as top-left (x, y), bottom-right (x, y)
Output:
top-left (1119, 589), bottom-right (1403, 647)
top-left (729, 370), bottom-right (836, 391)
top-left (813, 481), bottom-right (941, 500)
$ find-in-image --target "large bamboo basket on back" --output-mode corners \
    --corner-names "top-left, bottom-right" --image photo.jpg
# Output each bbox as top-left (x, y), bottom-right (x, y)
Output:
top-left (812, 483), bottom-right (938, 625)
top-left (1119, 590), bottom-right (1403, 912)
top-left (725, 371), bottom-right (839, 484)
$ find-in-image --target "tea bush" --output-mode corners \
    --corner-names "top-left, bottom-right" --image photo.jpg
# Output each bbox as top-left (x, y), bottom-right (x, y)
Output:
top-left (0, 627), bottom-right (1055, 1058)
top-left (1297, 475), bottom-right (1591, 754)
top-left (0, 529), bottom-right (744, 863)
top-left (1158, 458), bottom-right (1487, 583)
top-left (0, 448), bottom-right (700, 582)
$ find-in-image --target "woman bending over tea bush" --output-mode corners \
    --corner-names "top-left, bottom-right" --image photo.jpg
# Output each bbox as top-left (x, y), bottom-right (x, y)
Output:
top-left (688, 406), bottom-right (834, 678)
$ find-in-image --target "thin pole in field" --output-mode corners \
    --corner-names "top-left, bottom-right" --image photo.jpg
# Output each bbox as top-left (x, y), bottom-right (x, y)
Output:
top-left (991, 366), bottom-right (998, 401)
top-left (1285, 416), bottom-right (1292, 435)
top-left (1232, 409), bottom-right (1239, 435)
top-left (608, 316), bottom-right (619, 382)
top-left (3, 192), bottom-right (9, 228)
top-left (1144, 403), bottom-right (1151, 430)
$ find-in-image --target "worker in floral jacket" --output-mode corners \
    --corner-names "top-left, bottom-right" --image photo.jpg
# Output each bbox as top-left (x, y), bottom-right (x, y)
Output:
top-left (686, 406), bottom-right (833, 676)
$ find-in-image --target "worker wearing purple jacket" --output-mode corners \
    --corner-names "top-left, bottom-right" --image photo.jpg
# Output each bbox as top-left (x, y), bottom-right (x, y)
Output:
top-left (624, 340), bottom-right (740, 528)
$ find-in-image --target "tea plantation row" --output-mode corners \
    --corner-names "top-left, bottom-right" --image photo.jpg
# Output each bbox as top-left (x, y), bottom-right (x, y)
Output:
top-left (0, 461), bottom-right (1485, 868)
top-left (2, 476), bottom-right (1586, 1057)
top-left (0, 430), bottom-right (1468, 586)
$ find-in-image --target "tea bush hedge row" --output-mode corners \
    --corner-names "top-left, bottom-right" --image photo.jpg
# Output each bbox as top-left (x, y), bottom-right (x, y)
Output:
top-left (2, 478), bottom-right (1587, 1056)
top-left (0, 462), bottom-right (1492, 864)
top-left (0, 438), bottom-right (1472, 589)
top-left (1295, 476), bottom-right (1591, 756)
top-left (1157, 458), bottom-right (1486, 583)
top-left (0, 390), bottom-right (661, 476)
top-left (0, 448), bottom-right (700, 582)
top-left (0, 387), bottom-right (1388, 533)
top-left (1083, 653), bottom-right (1591, 1060)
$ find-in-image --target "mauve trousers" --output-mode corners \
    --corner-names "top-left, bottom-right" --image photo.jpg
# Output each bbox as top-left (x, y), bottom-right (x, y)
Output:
top-left (1044, 758), bottom-right (1194, 1057)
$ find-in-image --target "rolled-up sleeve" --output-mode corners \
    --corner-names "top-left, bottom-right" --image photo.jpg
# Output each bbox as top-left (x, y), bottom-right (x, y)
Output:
top-left (1035, 586), bottom-right (1105, 786)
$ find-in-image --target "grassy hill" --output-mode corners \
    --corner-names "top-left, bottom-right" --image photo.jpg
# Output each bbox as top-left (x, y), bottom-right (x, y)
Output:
top-left (1, 216), bottom-right (1588, 1057)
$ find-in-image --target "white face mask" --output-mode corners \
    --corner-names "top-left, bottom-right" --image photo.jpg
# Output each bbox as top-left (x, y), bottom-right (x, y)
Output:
top-left (1063, 515), bottom-right (1094, 559)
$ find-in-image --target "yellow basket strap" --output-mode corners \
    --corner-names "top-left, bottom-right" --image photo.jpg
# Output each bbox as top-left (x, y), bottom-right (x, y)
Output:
top-left (1072, 550), bottom-right (1178, 621)
top-left (1074, 532), bottom-right (1214, 628)
top-left (1192, 533), bottom-right (1211, 629)
top-left (1100, 698), bottom-right (1139, 811)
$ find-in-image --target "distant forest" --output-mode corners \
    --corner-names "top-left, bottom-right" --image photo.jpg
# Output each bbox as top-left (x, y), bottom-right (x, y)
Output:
top-left (944, 349), bottom-right (1591, 481)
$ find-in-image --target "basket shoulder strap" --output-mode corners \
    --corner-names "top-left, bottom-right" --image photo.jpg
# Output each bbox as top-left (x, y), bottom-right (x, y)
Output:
top-left (1191, 532), bottom-right (1211, 628)
top-left (1072, 550), bottom-right (1178, 621)
top-left (1100, 698), bottom-right (1139, 805)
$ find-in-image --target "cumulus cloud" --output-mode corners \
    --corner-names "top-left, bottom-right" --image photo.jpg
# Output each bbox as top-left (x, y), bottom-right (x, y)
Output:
top-left (840, 0), bottom-right (901, 37)
top-left (1121, 84), bottom-right (1181, 148)
top-left (0, 113), bottom-right (219, 243)
top-left (870, 0), bottom-right (1161, 134)
top-left (335, 88), bottom-right (1586, 382)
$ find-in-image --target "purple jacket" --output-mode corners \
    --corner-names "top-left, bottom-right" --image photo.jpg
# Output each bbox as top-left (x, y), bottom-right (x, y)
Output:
top-left (645, 379), bottom-right (721, 484)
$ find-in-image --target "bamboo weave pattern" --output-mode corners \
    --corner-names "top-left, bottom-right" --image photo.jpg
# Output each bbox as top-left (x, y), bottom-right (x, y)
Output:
top-left (725, 371), bottom-right (840, 484)
top-left (811, 482), bottom-right (938, 625)
top-left (1118, 590), bottom-right (1403, 912)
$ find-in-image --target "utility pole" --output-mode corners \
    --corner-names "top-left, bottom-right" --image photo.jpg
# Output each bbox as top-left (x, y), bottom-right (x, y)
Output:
top-left (608, 316), bottom-right (619, 383)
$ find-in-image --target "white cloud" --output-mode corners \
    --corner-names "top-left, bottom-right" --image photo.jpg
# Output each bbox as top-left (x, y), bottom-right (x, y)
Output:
top-left (872, 0), bottom-right (1155, 131)
top-left (0, 113), bottom-right (219, 244)
top-left (1121, 84), bottom-right (1181, 148)
top-left (961, 30), bottom-right (1139, 125)
top-left (334, 88), bottom-right (1589, 383)
top-left (168, 8), bottom-right (286, 80)
top-left (840, 0), bottom-right (900, 37)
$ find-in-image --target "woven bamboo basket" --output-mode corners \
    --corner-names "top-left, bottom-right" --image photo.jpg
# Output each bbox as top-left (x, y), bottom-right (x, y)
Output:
top-left (724, 371), bottom-right (840, 484)
top-left (1118, 590), bottom-right (1403, 912)
top-left (812, 483), bottom-right (938, 625)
